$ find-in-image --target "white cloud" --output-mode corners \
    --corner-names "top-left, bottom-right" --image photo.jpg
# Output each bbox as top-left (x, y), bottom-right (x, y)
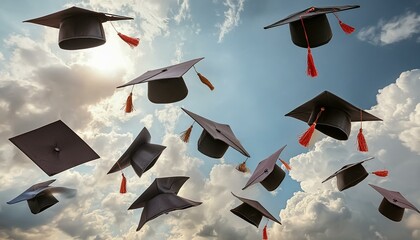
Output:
top-left (270, 69), bottom-right (420, 240)
top-left (174, 0), bottom-right (191, 24)
top-left (216, 0), bottom-right (245, 43)
top-left (358, 11), bottom-right (420, 45)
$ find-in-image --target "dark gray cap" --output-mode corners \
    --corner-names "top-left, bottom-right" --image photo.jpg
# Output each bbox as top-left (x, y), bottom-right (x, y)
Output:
top-left (9, 120), bottom-right (100, 176)
top-left (7, 179), bottom-right (76, 214)
top-left (24, 6), bottom-right (133, 50)
top-left (128, 176), bottom-right (202, 231)
top-left (107, 127), bottom-right (166, 178)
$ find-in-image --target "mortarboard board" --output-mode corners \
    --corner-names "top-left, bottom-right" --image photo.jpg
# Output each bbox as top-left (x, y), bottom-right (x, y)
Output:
top-left (107, 127), bottom-right (166, 193)
top-left (242, 145), bottom-right (287, 192)
top-left (24, 6), bottom-right (139, 50)
top-left (9, 120), bottom-right (100, 176)
top-left (264, 5), bottom-right (360, 77)
top-left (128, 176), bottom-right (202, 231)
top-left (369, 184), bottom-right (420, 222)
top-left (321, 157), bottom-right (380, 191)
top-left (230, 192), bottom-right (281, 228)
top-left (118, 58), bottom-right (214, 108)
top-left (180, 108), bottom-right (250, 159)
top-left (7, 179), bottom-right (76, 214)
top-left (285, 91), bottom-right (381, 149)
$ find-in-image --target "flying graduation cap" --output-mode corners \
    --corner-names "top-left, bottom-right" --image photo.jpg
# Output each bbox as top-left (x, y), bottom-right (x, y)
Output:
top-left (128, 176), bottom-right (202, 231)
top-left (285, 91), bottom-right (381, 150)
top-left (243, 145), bottom-right (287, 192)
top-left (264, 5), bottom-right (360, 77)
top-left (230, 192), bottom-right (281, 228)
top-left (9, 120), bottom-right (100, 176)
top-left (24, 6), bottom-right (139, 50)
top-left (369, 184), bottom-right (420, 222)
top-left (107, 127), bottom-right (166, 193)
top-left (180, 108), bottom-right (250, 159)
top-left (117, 58), bottom-right (214, 110)
top-left (322, 157), bottom-right (388, 191)
top-left (7, 179), bottom-right (76, 214)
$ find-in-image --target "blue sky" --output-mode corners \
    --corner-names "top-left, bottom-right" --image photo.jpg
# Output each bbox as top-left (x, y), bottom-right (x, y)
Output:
top-left (0, 0), bottom-right (419, 239)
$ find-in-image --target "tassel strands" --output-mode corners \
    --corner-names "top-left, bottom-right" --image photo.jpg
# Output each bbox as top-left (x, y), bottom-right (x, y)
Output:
top-left (236, 158), bottom-right (250, 173)
top-left (300, 14), bottom-right (318, 77)
top-left (299, 107), bottom-right (325, 147)
top-left (262, 225), bottom-right (268, 240)
top-left (118, 33), bottom-right (140, 48)
top-left (193, 66), bottom-right (215, 91)
top-left (110, 21), bottom-right (140, 48)
top-left (357, 110), bottom-right (368, 152)
top-left (123, 85), bottom-right (135, 113)
top-left (180, 122), bottom-right (194, 143)
top-left (120, 173), bottom-right (127, 193)
top-left (279, 159), bottom-right (292, 171)
top-left (333, 12), bottom-right (355, 34)
top-left (116, 161), bottom-right (127, 194)
top-left (372, 170), bottom-right (389, 177)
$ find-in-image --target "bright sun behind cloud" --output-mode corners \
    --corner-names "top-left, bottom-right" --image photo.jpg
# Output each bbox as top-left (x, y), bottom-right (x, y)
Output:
top-left (85, 40), bottom-right (130, 75)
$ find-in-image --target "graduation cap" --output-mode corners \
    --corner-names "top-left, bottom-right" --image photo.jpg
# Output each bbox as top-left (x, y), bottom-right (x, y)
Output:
top-left (264, 5), bottom-right (360, 77)
top-left (230, 192), bottom-right (281, 228)
top-left (285, 91), bottom-right (382, 149)
top-left (322, 157), bottom-right (388, 191)
top-left (107, 127), bottom-right (166, 193)
top-left (369, 184), bottom-right (420, 222)
top-left (24, 6), bottom-right (139, 50)
top-left (118, 58), bottom-right (214, 109)
top-left (243, 145), bottom-right (287, 192)
top-left (128, 176), bottom-right (202, 231)
top-left (9, 120), bottom-right (100, 176)
top-left (7, 179), bottom-right (76, 214)
top-left (180, 108), bottom-right (250, 159)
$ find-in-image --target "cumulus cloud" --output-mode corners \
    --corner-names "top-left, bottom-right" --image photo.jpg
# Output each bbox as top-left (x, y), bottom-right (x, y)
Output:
top-left (270, 69), bottom-right (420, 240)
top-left (358, 11), bottom-right (420, 45)
top-left (216, 0), bottom-right (245, 43)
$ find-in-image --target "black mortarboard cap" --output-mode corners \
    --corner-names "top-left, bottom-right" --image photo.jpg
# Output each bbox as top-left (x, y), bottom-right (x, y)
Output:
top-left (322, 157), bottom-right (374, 191)
top-left (285, 91), bottom-right (382, 146)
top-left (9, 120), bottom-right (100, 176)
top-left (118, 58), bottom-right (214, 105)
top-left (107, 127), bottom-right (166, 178)
top-left (24, 6), bottom-right (135, 50)
top-left (369, 184), bottom-right (420, 222)
top-left (181, 108), bottom-right (250, 159)
top-left (230, 192), bottom-right (281, 227)
top-left (128, 176), bottom-right (202, 231)
top-left (264, 5), bottom-right (360, 48)
top-left (7, 179), bottom-right (76, 214)
top-left (243, 145), bottom-right (286, 192)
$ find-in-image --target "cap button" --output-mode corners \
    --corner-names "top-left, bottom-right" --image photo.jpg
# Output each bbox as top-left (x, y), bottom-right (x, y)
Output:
top-left (54, 147), bottom-right (60, 152)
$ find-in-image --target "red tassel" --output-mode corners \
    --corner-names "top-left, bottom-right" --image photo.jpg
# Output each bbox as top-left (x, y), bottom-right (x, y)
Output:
top-left (307, 48), bottom-right (318, 77)
top-left (299, 107), bottom-right (324, 147)
top-left (197, 73), bottom-right (215, 90)
top-left (333, 12), bottom-right (355, 34)
top-left (124, 92), bottom-right (134, 113)
top-left (118, 33), bottom-right (140, 48)
top-left (299, 124), bottom-right (316, 147)
top-left (263, 225), bottom-right (268, 240)
top-left (120, 173), bottom-right (127, 194)
top-left (372, 170), bottom-right (388, 177)
top-left (280, 159), bottom-right (292, 171)
top-left (339, 21), bottom-right (355, 34)
top-left (236, 161), bottom-right (250, 173)
top-left (357, 128), bottom-right (368, 152)
top-left (180, 125), bottom-right (193, 143)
